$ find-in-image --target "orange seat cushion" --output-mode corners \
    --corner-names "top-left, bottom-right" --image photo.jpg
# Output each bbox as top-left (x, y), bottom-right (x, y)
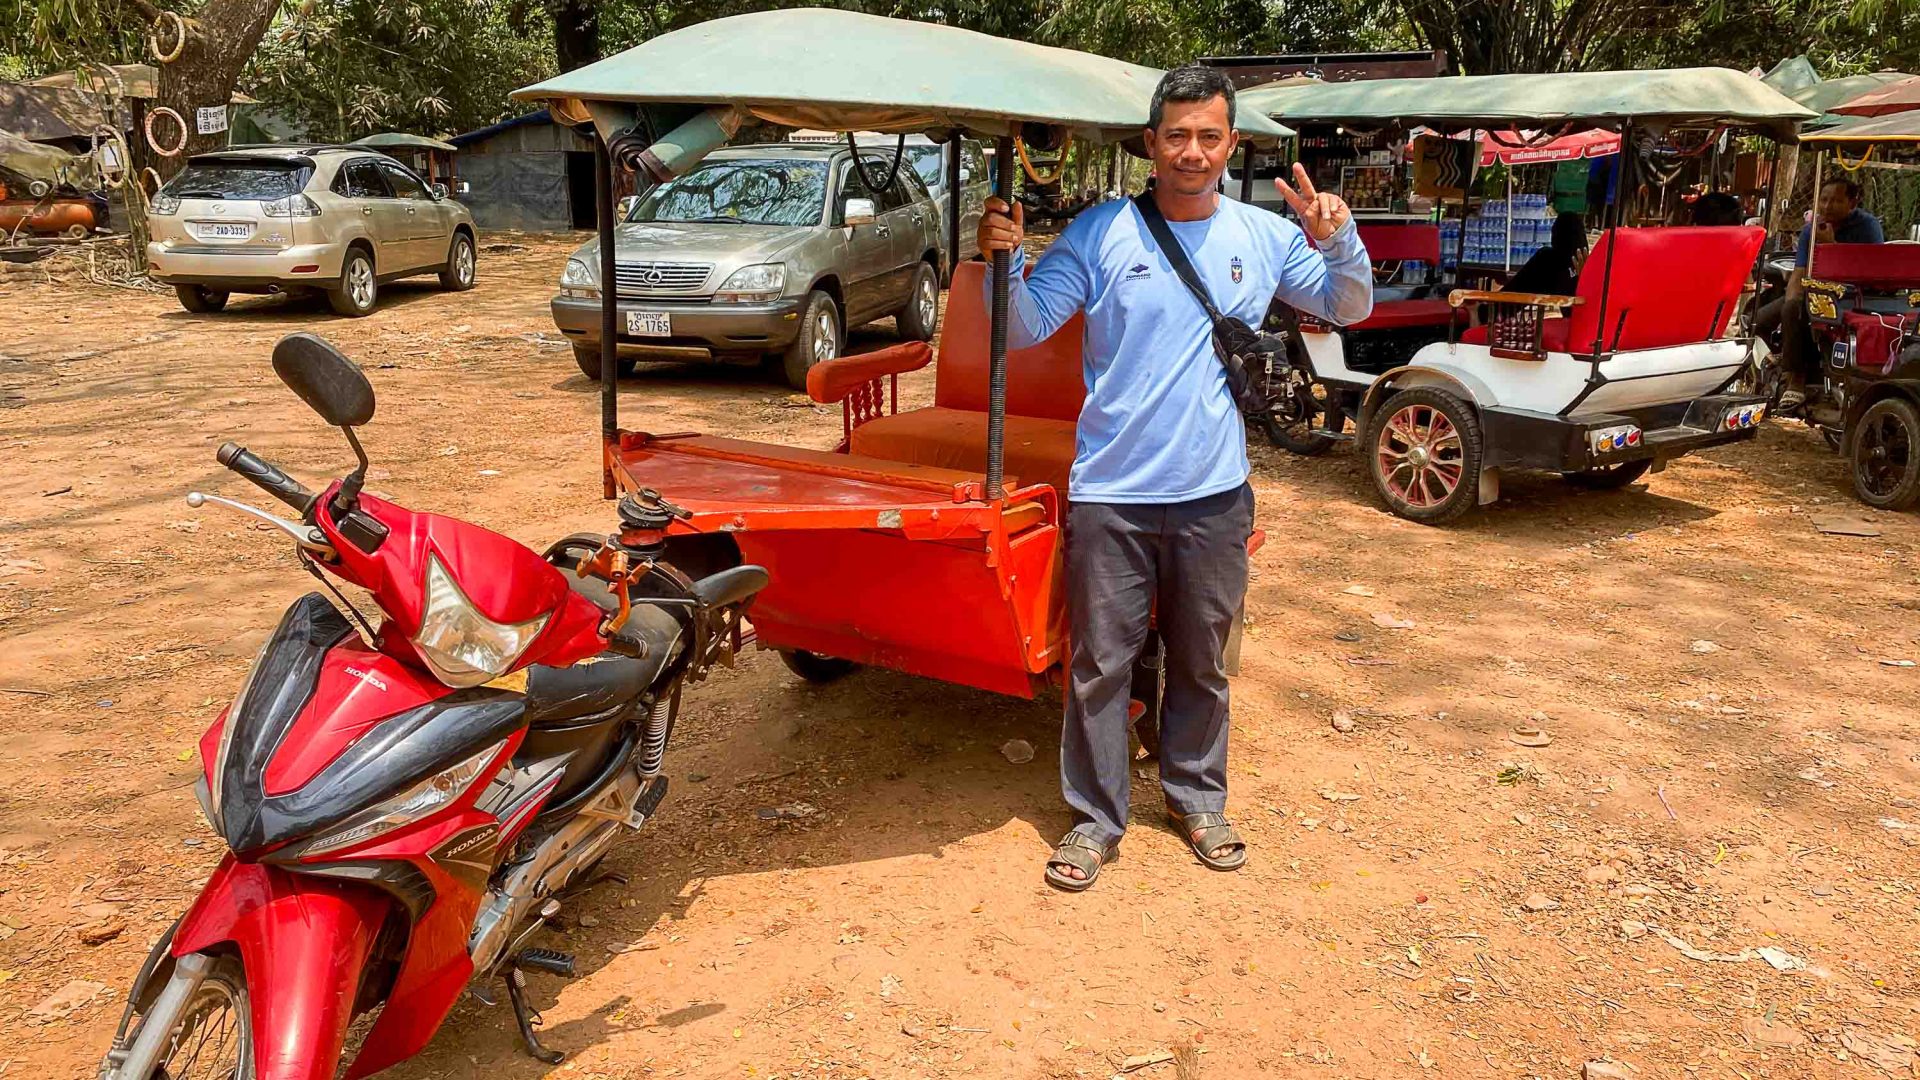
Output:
top-left (850, 407), bottom-right (1078, 494)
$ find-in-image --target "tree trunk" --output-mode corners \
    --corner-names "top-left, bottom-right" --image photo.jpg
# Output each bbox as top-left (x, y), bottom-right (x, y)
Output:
top-left (133, 0), bottom-right (284, 177)
top-left (550, 0), bottom-right (600, 72)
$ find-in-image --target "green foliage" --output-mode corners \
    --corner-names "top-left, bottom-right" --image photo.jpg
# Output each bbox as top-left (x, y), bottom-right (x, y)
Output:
top-left (0, 0), bottom-right (155, 79)
top-left (242, 0), bottom-right (553, 140)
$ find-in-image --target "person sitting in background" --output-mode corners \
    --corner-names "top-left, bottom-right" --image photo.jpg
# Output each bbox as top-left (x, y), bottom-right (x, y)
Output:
top-left (1505, 211), bottom-right (1587, 296)
top-left (1754, 177), bottom-right (1885, 409)
top-left (1691, 192), bottom-right (1744, 226)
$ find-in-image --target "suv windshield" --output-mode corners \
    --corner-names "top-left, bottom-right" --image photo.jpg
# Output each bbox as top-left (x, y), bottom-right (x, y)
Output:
top-left (628, 159), bottom-right (828, 227)
top-left (164, 160), bottom-right (310, 201)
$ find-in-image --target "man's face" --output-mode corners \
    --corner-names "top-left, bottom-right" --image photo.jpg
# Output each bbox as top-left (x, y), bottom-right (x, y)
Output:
top-left (1817, 183), bottom-right (1858, 225)
top-left (1144, 94), bottom-right (1238, 198)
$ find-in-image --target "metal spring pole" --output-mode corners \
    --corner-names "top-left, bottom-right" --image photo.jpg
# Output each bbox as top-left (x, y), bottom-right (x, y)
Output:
top-left (594, 133), bottom-right (618, 491)
top-left (986, 135), bottom-right (1013, 498)
top-left (1592, 119), bottom-right (1630, 355)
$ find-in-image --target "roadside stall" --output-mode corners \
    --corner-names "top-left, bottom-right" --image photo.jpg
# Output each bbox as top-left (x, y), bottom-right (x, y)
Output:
top-left (1238, 68), bottom-right (1814, 522)
top-left (1789, 103), bottom-right (1920, 510)
top-left (511, 9), bottom-right (1289, 707)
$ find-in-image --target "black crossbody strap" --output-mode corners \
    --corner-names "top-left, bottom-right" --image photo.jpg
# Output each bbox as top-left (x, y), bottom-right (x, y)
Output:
top-left (1132, 193), bottom-right (1228, 326)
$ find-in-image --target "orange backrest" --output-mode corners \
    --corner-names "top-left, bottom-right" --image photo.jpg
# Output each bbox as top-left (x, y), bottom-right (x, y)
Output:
top-left (1812, 243), bottom-right (1920, 290)
top-left (937, 261), bottom-right (1086, 423)
top-left (1563, 226), bottom-right (1763, 353)
top-left (1356, 223), bottom-right (1441, 263)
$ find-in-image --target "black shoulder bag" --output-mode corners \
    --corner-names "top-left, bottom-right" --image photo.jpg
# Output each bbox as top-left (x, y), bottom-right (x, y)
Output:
top-left (1131, 193), bottom-right (1290, 416)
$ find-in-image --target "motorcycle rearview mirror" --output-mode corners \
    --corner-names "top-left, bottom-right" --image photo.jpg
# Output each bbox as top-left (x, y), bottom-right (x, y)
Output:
top-left (271, 333), bottom-right (375, 428)
top-left (271, 333), bottom-right (375, 515)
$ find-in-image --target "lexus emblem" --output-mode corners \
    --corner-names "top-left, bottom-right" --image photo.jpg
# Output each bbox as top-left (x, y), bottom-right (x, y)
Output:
top-left (638, 266), bottom-right (665, 286)
top-left (210, 204), bottom-right (226, 215)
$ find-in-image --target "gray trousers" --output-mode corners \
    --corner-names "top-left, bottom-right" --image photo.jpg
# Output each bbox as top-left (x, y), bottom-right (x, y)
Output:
top-left (1062, 482), bottom-right (1253, 845)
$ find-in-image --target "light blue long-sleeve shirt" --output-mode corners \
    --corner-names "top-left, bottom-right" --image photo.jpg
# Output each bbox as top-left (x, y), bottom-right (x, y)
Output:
top-left (993, 195), bottom-right (1372, 503)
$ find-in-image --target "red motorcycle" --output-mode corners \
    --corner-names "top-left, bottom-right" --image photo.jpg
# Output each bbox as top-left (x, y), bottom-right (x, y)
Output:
top-left (98, 334), bottom-right (767, 1080)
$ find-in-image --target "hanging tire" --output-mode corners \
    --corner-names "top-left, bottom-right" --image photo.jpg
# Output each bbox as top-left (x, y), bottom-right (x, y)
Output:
top-left (328, 246), bottom-right (378, 317)
top-left (1562, 459), bottom-right (1653, 490)
top-left (439, 231), bottom-right (476, 291)
top-left (174, 284), bottom-right (228, 313)
top-left (780, 649), bottom-right (857, 683)
top-left (1851, 396), bottom-right (1920, 511)
top-left (1364, 386), bottom-right (1483, 524)
top-left (125, 955), bottom-right (254, 1080)
top-left (573, 345), bottom-right (635, 382)
top-left (897, 262), bottom-right (939, 342)
top-left (781, 290), bottom-right (841, 390)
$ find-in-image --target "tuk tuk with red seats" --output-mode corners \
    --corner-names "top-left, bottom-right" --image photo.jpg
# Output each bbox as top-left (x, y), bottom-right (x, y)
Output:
top-left (1233, 69), bottom-right (1816, 522)
top-left (1791, 106), bottom-right (1920, 510)
top-left (511, 9), bottom-right (1290, 706)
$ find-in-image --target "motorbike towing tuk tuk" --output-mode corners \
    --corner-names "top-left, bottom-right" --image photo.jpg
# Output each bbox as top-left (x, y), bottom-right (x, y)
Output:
top-left (1233, 69), bottom-right (1815, 523)
top-left (1789, 107), bottom-right (1920, 510)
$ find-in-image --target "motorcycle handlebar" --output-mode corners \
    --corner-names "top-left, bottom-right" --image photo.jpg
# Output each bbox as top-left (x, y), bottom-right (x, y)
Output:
top-left (217, 442), bottom-right (316, 514)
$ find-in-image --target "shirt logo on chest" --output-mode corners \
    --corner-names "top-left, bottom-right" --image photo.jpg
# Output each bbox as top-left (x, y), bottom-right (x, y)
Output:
top-left (1125, 262), bottom-right (1152, 281)
top-left (1230, 256), bottom-right (1244, 284)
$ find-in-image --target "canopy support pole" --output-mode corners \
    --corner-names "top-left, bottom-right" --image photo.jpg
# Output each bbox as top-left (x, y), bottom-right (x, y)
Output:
top-left (1808, 149), bottom-right (1824, 272)
top-left (986, 135), bottom-right (1013, 499)
top-left (1454, 130), bottom-right (1472, 278)
top-left (1239, 147), bottom-right (1255, 203)
top-left (1592, 119), bottom-right (1631, 356)
top-left (1503, 167), bottom-right (1513, 273)
top-left (595, 132), bottom-right (619, 499)
top-left (947, 131), bottom-right (963, 285)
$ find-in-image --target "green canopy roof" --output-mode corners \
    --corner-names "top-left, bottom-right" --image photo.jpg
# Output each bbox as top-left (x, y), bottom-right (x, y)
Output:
top-left (1791, 71), bottom-right (1915, 128)
top-left (1241, 67), bottom-right (1815, 141)
top-left (1760, 56), bottom-right (1820, 96)
top-left (352, 132), bottom-right (457, 152)
top-left (1801, 109), bottom-right (1920, 145)
top-left (512, 8), bottom-right (1292, 144)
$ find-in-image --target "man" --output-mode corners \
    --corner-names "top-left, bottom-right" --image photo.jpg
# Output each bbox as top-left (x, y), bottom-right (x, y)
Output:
top-left (1757, 177), bottom-right (1884, 408)
top-left (976, 64), bottom-right (1373, 891)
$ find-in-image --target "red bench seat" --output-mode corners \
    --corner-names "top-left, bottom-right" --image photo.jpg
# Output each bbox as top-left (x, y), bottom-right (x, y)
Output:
top-left (1351, 297), bottom-right (1459, 331)
top-left (814, 260), bottom-right (1086, 494)
top-left (1458, 226), bottom-right (1763, 354)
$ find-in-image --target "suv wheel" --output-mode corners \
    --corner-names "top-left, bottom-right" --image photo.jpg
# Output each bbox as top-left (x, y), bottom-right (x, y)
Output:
top-left (174, 285), bottom-right (228, 313)
top-left (439, 232), bottom-right (476, 291)
top-left (781, 290), bottom-right (840, 390)
top-left (573, 344), bottom-right (636, 382)
top-left (898, 262), bottom-right (939, 342)
top-left (329, 247), bottom-right (378, 317)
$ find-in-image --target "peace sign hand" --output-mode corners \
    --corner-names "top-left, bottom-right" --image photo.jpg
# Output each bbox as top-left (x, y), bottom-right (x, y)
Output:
top-left (1274, 162), bottom-right (1351, 242)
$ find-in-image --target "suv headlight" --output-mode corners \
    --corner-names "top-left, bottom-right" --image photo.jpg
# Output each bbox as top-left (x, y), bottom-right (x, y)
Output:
top-left (412, 555), bottom-right (548, 687)
top-left (560, 257), bottom-right (598, 298)
top-left (714, 263), bottom-right (785, 303)
top-left (260, 194), bottom-right (321, 218)
top-left (299, 739), bottom-right (506, 855)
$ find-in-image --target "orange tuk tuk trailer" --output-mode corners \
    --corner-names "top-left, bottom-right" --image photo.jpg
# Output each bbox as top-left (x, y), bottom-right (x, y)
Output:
top-left (512, 10), bottom-right (1289, 703)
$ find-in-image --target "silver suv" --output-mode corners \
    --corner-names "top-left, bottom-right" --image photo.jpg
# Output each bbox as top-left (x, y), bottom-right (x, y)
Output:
top-left (147, 146), bottom-right (477, 317)
top-left (552, 143), bottom-right (945, 389)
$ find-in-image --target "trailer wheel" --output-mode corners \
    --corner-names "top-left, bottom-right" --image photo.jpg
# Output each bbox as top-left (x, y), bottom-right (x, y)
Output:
top-left (780, 649), bottom-right (857, 683)
top-left (1561, 459), bottom-right (1652, 490)
top-left (1851, 397), bottom-right (1920, 511)
top-left (1364, 386), bottom-right (1482, 524)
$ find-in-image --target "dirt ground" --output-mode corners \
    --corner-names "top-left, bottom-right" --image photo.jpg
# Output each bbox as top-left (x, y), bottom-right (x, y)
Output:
top-left (3, 234), bottom-right (1919, 1080)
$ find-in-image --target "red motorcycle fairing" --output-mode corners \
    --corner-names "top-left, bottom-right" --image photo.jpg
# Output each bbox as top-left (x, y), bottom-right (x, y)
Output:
top-left (171, 858), bottom-right (389, 1080)
top-left (312, 485), bottom-right (607, 671)
top-left (262, 637), bottom-right (454, 796)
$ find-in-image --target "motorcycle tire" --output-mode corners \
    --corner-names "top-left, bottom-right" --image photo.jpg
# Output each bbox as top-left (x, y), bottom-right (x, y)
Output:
top-left (127, 955), bottom-right (255, 1079)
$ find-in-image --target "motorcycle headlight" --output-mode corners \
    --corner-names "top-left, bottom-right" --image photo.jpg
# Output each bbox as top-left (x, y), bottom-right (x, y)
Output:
top-left (300, 739), bottom-right (506, 856)
top-left (714, 263), bottom-right (785, 303)
top-left (412, 555), bottom-right (548, 688)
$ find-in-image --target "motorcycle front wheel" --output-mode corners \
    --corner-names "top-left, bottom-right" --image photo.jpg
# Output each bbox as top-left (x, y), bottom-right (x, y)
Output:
top-left (1257, 381), bottom-right (1344, 457)
top-left (132, 957), bottom-right (253, 1080)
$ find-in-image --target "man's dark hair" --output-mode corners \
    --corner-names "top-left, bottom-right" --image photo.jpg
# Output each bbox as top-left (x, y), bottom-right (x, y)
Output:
top-left (1821, 176), bottom-right (1863, 202)
top-left (1550, 211), bottom-right (1587, 254)
top-left (1150, 64), bottom-right (1236, 130)
top-left (1691, 191), bottom-right (1743, 226)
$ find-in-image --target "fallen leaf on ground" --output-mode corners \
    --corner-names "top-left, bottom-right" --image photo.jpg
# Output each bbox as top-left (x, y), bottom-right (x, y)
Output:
top-left (1370, 612), bottom-right (1415, 630)
top-left (1841, 1028), bottom-right (1917, 1073)
top-left (1000, 739), bottom-right (1035, 764)
top-left (25, 980), bottom-right (108, 1024)
top-left (1117, 1049), bottom-right (1175, 1074)
top-left (1342, 584), bottom-right (1376, 597)
top-left (1811, 513), bottom-right (1882, 537)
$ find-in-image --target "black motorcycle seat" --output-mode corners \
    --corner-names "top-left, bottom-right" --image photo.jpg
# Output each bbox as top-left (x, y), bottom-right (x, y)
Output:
top-left (692, 564), bottom-right (769, 609)
top-left (562, 568), bottom-right (684, 661)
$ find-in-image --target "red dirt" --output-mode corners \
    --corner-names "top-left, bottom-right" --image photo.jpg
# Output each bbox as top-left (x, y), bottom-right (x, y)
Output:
top-left (2, 235), bottom-right (1918, 1079)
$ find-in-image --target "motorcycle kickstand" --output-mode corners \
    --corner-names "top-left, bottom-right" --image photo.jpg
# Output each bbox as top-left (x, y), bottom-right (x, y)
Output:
top-left (504, 954), bottom-right (574, 1065)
